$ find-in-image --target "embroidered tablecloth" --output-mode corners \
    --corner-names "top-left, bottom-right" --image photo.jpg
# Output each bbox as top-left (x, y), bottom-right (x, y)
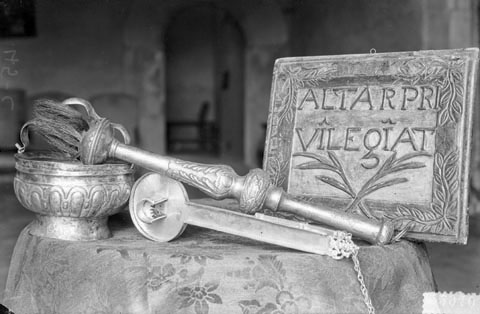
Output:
top-left (4, 213), bottom-right (435, 314)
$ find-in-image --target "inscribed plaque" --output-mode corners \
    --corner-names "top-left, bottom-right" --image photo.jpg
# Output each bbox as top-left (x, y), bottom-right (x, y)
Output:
top-left (263, 49), bottom-right (479, 243)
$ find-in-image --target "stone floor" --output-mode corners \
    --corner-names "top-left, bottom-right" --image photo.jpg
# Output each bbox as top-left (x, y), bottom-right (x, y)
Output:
top-left (1, 163), bottom-right (480, 303)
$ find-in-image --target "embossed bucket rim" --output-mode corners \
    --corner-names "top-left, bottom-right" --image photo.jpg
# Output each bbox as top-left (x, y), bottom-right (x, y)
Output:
top-left (15, 152), bottom-right (134, 176)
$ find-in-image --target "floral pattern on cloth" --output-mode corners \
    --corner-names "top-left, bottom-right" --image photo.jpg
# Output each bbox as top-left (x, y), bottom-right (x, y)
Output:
top-left (4, 215), bottom-right (435, 314)
top-left (178, 280), bottom-right (223, 314)
top-left (237, 255), bottom-right (313, 314)
top-left (171, 252), bottom-right (224, 266)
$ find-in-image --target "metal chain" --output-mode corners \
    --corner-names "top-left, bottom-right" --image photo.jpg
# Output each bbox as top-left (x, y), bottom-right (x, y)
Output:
top-left (328, 231), bottom-right (376, 314)
top-left (352, 249), bottom-right (375, 314)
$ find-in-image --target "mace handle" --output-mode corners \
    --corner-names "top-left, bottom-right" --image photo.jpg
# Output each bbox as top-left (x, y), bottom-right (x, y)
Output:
top-left (112, 142), bottom-right (272, 213)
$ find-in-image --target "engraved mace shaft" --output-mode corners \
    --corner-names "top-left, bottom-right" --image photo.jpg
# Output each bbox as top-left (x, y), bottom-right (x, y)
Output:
top-left (57, 99), bottom-right (394, 245)
top-left (111, 140), bottom-right (393, 245)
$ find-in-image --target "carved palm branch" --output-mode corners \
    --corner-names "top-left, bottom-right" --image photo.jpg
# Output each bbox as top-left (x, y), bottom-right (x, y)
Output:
top-left (293, 151), bottom-right (355, 198)
top-left (294, 151), bottom-right (431, 217)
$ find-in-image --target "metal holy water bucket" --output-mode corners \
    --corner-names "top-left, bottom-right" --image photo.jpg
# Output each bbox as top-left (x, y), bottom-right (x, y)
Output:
top-left (14, 152), bottom-right (134, 240)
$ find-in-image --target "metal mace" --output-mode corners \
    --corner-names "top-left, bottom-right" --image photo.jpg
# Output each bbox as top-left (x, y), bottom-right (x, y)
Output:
top-left (20, 98), bottom-right (394, 245)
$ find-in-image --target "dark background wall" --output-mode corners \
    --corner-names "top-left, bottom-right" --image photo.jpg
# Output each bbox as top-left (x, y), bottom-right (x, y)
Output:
top-left (291, 0), bottom-right (423, 56)
top-left (2, 1), bottom-right (129, 97)
top-left (0, 0), bottom-right (477, 168)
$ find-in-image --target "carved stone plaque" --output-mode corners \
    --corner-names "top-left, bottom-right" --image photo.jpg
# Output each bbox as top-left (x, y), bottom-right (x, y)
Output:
top-left (263, 49), bottom-right (479, 243)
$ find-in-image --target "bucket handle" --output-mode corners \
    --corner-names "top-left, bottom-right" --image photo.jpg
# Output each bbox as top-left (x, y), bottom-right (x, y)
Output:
top-left (16, 121), bottom-right (33, 153)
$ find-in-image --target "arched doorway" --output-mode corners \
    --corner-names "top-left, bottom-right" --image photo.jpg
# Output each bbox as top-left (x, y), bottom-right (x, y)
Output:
top-left (165, 4), bottom-right (245, 158)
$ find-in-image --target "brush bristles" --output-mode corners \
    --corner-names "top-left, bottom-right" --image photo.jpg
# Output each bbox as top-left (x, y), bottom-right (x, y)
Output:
top-left (29, 99), bottom-right (90, 158)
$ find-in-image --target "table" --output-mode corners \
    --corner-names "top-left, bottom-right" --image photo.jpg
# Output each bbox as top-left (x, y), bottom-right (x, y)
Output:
top-left (4, 213), bottom-right (435, 314)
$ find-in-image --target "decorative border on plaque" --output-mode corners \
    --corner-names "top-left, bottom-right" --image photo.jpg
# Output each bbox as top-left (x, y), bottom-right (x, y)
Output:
top-left (263, 49), bottom-right (478, 243)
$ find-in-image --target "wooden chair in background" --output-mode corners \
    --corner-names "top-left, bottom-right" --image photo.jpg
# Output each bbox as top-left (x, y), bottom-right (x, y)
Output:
top-left (167, 101), bottom-right (219, 154)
